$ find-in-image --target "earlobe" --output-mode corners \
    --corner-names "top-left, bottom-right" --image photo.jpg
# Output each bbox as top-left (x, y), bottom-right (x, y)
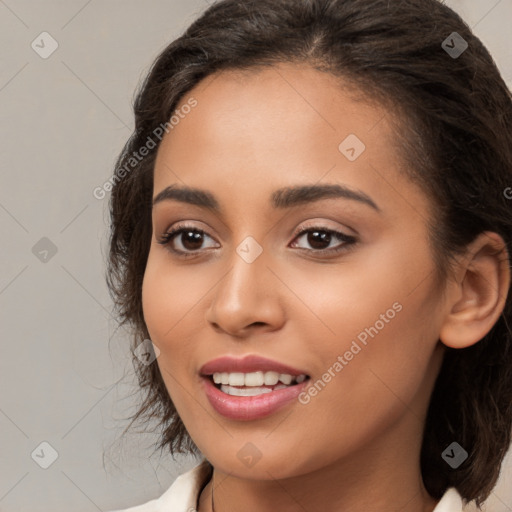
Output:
top-left (439, 231), bottom-right (511, 350)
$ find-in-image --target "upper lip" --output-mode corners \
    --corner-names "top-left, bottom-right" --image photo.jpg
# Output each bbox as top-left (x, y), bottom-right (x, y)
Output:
top-left (200, 355), bottom-right (308, 376)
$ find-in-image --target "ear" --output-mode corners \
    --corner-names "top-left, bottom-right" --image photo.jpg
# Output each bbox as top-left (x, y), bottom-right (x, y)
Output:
top-left (439, 231), bottom-right (511, 349)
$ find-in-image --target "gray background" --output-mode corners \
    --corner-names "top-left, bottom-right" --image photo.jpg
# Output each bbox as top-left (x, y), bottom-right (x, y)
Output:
top-left (0, 1), bottom-right (511, 511)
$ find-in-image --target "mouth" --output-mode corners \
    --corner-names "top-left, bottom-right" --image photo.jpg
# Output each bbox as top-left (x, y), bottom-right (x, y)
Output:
top-left (199, 354), bottom-right (311, 420)
top-left (205, 371), bottom-right (309, 397)
top-left (200, 371), bottom-right (311, 421)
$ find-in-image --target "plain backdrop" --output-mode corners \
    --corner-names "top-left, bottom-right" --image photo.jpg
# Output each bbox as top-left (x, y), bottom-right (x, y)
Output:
top-left (1, 1), bottom-right (511, 511)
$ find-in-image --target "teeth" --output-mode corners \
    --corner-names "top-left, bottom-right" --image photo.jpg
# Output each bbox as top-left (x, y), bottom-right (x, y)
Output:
top-left (245, 371), bottom-right (264, 386)
top-left (264, 371), bottom-right (279, 385)
top-left (211, 373), bottom-right (231, 385)
top-left (228, 372), bottom-right (245, 386)
top-left (220, 385), bottom-right (273, 396)
top-left (278, 373), bottom-right (293, 385)
top-left (212, 371), bottom-right (307, 387)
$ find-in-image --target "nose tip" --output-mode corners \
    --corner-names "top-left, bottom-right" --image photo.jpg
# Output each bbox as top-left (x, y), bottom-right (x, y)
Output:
top-left (204, 256), bottom-right (285, 337)
top-left (207, 300), bottom-right (280, 337)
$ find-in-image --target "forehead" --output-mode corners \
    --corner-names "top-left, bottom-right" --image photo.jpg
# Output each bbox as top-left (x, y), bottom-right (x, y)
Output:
top-left (153, 62), bottom-right (432, 223)
top-left (162, 63), bottom-right (386, 158)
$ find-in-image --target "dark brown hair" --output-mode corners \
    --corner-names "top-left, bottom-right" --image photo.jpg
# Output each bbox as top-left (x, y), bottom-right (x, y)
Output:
top-left (106, 0), bottom-right (512, 506)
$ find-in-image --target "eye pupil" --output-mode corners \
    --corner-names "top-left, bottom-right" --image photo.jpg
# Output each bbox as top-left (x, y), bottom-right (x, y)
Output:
top-left (308, 230), bottom-right (331, 250)
top-left (182, 230), bottom-right (204, 250)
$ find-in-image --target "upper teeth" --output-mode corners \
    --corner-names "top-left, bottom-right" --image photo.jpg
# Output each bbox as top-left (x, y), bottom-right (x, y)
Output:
top-left (212, 371), bottom-right (306, 387)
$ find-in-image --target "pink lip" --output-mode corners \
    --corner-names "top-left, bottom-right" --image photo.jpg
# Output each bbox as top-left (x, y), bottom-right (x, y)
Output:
top-left (199, 354), bottom-right (308, 376)
top-left (201, 375), bottom-right (309, 421)
top-left (199, 355), bottom-right (310, 421)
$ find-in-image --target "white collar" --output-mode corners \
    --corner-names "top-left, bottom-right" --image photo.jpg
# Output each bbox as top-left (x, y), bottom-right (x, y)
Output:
top-left (109, 459), bottom-right (464, 511)
top-left (432, 487), bottom-right (464, 512)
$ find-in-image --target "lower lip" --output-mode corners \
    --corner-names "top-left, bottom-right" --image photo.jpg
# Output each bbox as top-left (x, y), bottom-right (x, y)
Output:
top-left (202, 376), bottom-right (309, 421)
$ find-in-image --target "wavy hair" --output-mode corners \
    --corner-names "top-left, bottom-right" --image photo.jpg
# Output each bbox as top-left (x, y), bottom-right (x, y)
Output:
top-left (106, 0), bottom-right (512, 505)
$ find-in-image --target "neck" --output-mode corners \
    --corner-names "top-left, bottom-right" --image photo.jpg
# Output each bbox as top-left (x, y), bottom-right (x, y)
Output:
top-left (200, 414), bottom-right (438, 512)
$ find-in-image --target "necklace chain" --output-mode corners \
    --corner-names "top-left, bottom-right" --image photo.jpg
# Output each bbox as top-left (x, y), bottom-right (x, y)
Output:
top-left (211, 469), bottom-right (215, 512)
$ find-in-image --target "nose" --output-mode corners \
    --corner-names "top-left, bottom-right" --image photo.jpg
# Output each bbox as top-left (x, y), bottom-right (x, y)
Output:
top-left (204, 246), bottom-right (286, 338)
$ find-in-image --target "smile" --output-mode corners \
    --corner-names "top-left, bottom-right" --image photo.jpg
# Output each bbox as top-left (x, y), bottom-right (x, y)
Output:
top-left (200, 354), bottom-right (311, 420)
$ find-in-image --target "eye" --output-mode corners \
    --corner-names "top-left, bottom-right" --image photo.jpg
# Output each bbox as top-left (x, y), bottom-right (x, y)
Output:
top-left (157, 223), bottom-right (357, 258)
top-left (157, 224), bottom-right (219, 257)
top-left (289, 226), bottom-right (357, 255)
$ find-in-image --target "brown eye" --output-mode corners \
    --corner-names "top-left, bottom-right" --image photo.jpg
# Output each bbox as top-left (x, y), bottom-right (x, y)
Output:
top-left (157, 225), bottom-right (219, 256)
top-left (176, 229), bottom-right (206, 251)
top-left (157, 224), bottom-right (357, 259)
top-left (290, 227), bottom-right (357, 254)
top-left (304, 230), bottom-right (333, 250)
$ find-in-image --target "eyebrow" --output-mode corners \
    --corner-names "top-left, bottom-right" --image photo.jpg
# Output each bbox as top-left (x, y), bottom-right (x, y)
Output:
top-left (152, 183), bottom-right (381, 213)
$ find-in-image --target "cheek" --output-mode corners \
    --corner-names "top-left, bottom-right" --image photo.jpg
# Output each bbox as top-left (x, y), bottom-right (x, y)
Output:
top-left (141, 251), bottom-right (208, 341)
top-left (141, 258), bottom-right (201, 415)
top-left (289, 242), bottom-right (441, 413)
top-left (276, 245), bottom-right (425, 352)
top-left (288, 297), bottom-right (440, 472)
top-left (141, 253), bottom-right (197, 376)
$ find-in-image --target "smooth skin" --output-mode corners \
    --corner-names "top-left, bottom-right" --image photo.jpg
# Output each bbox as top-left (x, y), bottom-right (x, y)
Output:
top-left (141, 62), bottom-right (510, 512)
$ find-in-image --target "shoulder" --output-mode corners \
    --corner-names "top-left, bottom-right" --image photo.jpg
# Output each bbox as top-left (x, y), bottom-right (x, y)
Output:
top-left (106, 459), bottom-right (213, 512)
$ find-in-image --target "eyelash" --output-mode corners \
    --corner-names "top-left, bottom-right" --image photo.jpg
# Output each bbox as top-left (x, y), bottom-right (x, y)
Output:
top-left (157, 223), bottom-right (357, 259)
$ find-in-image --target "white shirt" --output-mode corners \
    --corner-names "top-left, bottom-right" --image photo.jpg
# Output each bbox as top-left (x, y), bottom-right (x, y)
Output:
top-left (107, 459), bottom-right (464, 512)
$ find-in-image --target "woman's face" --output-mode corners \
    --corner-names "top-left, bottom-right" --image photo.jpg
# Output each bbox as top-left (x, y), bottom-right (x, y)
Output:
top-left (142, 62), bottom-right (448, 479)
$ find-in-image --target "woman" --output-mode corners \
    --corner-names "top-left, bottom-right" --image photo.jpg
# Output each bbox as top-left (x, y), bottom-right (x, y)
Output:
top-left (106, 0), bottom-right (512, 510)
